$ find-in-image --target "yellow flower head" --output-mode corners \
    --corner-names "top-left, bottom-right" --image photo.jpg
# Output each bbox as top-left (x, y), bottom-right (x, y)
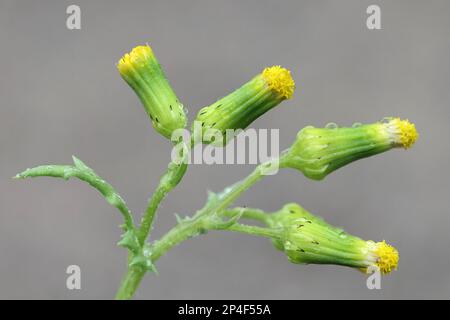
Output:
top-left (267, 204), bottom-right (399, 275)
top-left (282, 117), bottom-right (419, 180)
top-left (117, 44), bottom-right (187, 139)
top-left (193, 65), bottom-right (296, 145)
top-left (262, 66), bottom-right (295, 99)
top-left (386, 118), bottom-right (419, 149)
top-left (117, 45), bottom-right (155, 74)
top-left (364, 240), bottom-right (399, 274)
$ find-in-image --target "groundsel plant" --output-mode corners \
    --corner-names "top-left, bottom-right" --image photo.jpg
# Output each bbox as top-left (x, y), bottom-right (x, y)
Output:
top-left (15, 44), bottom-right (418, 299)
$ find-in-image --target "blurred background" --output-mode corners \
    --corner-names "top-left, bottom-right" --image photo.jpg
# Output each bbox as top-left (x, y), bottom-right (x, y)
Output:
top-left (1, 0), bottom-right (449, 299)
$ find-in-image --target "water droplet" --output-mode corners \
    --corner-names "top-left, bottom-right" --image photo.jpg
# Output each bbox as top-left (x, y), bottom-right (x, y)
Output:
top-left (181, 104), bottom-right (188, 114)
top-left (223, 187), bottom-right (232, 195)
top-left (352, 122), bottom-right (362, 128)
top-left (325, 122), bottom-right (338, 129)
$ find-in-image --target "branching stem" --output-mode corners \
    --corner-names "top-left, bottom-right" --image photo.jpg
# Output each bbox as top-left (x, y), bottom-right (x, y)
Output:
top-left (115, 158), bottom-right (280, 299)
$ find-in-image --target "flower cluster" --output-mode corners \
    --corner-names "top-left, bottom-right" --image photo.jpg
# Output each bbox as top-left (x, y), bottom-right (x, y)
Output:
top-left (15, 43), bottom-right (420, 300)
top-left (116, 44), bottom-right (418, 276)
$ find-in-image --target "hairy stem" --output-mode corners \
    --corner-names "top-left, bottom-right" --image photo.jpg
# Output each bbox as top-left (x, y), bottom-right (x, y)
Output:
top-left (116, 215), bottom-right (206, 300)
top-left (226, 223), bottom-right (280, 239)
top-left (115, 159), bottom-right (278, 299)
top-left (224, 207), bottom-right (270, 225)
top-left (138, 158), bottom-right (188, 245)
top-left (193, 159), bottom-right (279, 220)
top-left (138, 182), bottom-right (171, 245)
top-left (115, 266), bottom-right (147, 300)
top-left (116, 216), bottom-right (279, 299)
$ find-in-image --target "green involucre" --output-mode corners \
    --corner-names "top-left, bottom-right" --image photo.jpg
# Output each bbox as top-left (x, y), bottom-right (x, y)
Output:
top-left (281, 122), bottom-right (393, 180)
top-left (267, 203), bottom-right (370, 269)
top-left (193, 74), bottom-right (284, 145)
top-left (118, 46), bottom-right (187, 139)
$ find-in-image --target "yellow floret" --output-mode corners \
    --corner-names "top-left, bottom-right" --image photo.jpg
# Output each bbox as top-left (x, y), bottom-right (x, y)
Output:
top-left (117, 45), bottom-right (154, 73)
top-left (374, 241), bottom-right (399, 274)
top-left (392, 118), bottom-right (418, 149)
top-left (262, 66), bottom-right (295, 99)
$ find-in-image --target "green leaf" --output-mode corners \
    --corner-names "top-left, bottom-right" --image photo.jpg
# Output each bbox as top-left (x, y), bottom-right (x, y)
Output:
top-left (72, 155), bottom-right (93, 173)
top-left (207, 208), bottom-right (244, 230)
top-left (117, 229), bottom-right (140, 254)
top-left (15, 156), bottom-right (135, 231)
top-left (174, 213), bottom-right (187, 224)
top-left (129, 244), bottom-right (158, 273)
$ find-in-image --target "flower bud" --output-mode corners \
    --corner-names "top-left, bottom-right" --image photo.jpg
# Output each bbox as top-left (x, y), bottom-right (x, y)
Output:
top-left (281, 117), bottom-right (418, 180)
top-left (193, 66), bottom-right (295, 145)
top-left (267, 203), bottom-right (399, 274)
top-left (118, 45), bottom-right (187, 139)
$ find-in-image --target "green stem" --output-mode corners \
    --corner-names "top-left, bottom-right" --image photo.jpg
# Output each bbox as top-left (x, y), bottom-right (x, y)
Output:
top-left (115, 158), bottom-right (278, 299)
top-left (115, 217), bottom-right (279, 299)
top-left (150, 217), bottom-right (207, 261)
top-left (213, 168), bottom-right (263, 212)
top-left (226, 223), bottom-right (280, 239)
top-left (115, 266), bottom-right (146, 300)
top-left (116, 216), bottom-right (207, 300)
top-left (116, 144), bottom-right (189, 299)
top-left (137, 157), bottom-right (188, 245)
top-left (193, 159), bottom-right (277, 219)
top-left (138, 183), bottom-right (170, 245)
top-left (223, 207), bottom-right (270, 225)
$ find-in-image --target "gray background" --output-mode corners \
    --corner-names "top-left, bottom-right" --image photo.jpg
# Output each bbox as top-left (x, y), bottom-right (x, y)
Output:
top-left (0, 0), bottom-right (448, 299)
